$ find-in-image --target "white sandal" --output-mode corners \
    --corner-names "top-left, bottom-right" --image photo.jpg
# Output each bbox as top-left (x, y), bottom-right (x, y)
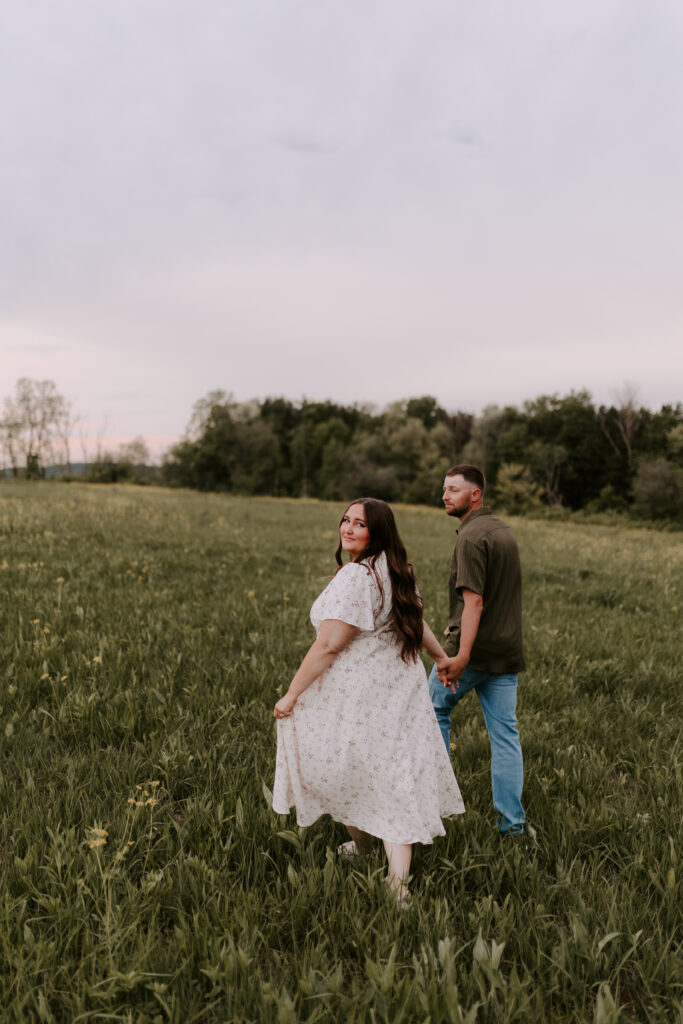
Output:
top-left (395, 888), bottom-right (412, 910)
top-left (385, 877), bottom-right (411, 909)
top-left (336, 840), bottom-right (361, 859)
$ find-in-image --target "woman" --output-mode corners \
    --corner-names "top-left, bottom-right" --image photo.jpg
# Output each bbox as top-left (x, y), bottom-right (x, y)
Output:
top-left (272, 498), bottom-right (464, 905)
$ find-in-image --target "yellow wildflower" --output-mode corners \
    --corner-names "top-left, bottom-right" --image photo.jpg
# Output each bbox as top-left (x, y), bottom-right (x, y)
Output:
top-left (43, 627), bottom-right (51, 634)
top-left (40, 673), bottom-right (49, 681)
top-left (89, 828), bottom-right (108, 837)
top-left (31, 618), bottom-right (41, 624)
top-left (89, 838), bottom-right (107, 849)
top-left (61, 675), bottom-right (68, 682)
top-left (56, 577), bottom-right (64, 584)
top-left (92, 656), bottom-right (102, 664)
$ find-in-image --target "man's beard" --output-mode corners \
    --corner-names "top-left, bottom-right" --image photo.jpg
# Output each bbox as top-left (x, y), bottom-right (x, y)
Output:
top-left (447, 499), bottom-right (472, 519)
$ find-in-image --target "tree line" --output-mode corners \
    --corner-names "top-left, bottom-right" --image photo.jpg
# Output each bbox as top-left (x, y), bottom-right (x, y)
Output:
top-left (162, 388), bottom-right (683, 520)
top-left (2, 379), bottom-right (682, 519)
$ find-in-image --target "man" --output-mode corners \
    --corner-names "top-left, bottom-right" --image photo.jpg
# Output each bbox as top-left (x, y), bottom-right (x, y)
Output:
top-left (429, 464), bottom-right (527, 836)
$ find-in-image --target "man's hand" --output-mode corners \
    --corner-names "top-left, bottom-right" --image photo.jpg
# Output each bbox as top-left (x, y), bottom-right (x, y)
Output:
top-left (436, 654), bottom-right (469, 689)
top-left (437, 590), bottom-right (481, 691)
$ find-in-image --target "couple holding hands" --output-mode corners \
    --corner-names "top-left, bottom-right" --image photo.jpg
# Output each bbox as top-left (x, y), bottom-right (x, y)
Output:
top-left (272, 464), bottom-right (527, 906)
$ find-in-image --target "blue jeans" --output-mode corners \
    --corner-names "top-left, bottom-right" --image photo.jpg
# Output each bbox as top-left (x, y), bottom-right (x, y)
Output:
top-left (429, 664), bottom-right (525, 835)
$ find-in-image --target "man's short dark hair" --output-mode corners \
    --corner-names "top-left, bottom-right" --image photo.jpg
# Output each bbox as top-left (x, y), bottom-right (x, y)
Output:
top-left (446, 464), bottom-right (486, 494)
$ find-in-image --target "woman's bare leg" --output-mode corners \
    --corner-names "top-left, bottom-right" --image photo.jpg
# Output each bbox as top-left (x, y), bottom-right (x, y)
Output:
top-left (345, 825), bottom-right (373, 855)
top-left (383, 841), bottom-right (412, 898)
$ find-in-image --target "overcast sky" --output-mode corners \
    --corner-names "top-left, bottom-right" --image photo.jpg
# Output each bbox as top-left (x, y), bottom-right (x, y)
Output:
top-left (1, 0), bottom-right (682, 457)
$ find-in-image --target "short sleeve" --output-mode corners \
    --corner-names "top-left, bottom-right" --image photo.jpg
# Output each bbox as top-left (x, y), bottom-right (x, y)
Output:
top-left (315, 563), bottom-right (377, 631)
top-left (455, 537), bottom-right (486, 596)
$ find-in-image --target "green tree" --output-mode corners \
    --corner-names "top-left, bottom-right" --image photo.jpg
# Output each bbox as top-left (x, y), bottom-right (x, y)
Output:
top-left (635, 404), bottom-right (683, 458)
top-left (163, 400), bottom-right (236, 491)
top-left (522, 392), bottom-right (607, 508)
top-left (291, 401), bottom-right (370, 497)
top-left (583, 483), bottom-right (630, 514)
top-left (404, 395), bottom-right (447, 430)
top-left (339, 452), bottom-right (401, 502)
top-left (260, 398), bottom-right (301, 495)
top-left (231, 419), bottom-right (280, 493)
top-left (527, 441), bottom-right (568, 506)
top-left (495, 420), bottom-right (532, 467)
top-left (313, 419), bottom-right (354, 500)
top-left (666, 423), bottom-right (683, 467)
top-left (632, 459), bottom-right (683, 521)
top-left (442, 410), bottom-right (474, 464)
top-left (494, 463), bottom-right (542, 513)
top-left (459, 405), bottom-right (505, 483)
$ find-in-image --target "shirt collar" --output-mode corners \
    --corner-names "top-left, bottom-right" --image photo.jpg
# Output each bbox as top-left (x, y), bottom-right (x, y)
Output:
top-left (456, 506), bottom-right (491, 531)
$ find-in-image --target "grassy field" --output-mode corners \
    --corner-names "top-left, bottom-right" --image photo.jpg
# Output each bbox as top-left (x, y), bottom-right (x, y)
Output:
top-left (0, 481), bottom-right (680, 1023)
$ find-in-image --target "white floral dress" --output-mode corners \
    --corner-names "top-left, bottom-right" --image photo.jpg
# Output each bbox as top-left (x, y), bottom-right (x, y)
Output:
top-left (273, 552), bottom-right (465, 845)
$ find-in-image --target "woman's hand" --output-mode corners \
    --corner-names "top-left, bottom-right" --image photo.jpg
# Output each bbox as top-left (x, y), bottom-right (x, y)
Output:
top-left (274, 692), bottom-right (298, 719)
top-left (435, 657), bottom-right (458, 693)
top-left (273, 621), bottom-right (358, 722)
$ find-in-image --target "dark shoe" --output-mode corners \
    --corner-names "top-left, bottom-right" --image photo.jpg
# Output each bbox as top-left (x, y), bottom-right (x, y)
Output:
top-left (501, 824), bottom-right (538, 850)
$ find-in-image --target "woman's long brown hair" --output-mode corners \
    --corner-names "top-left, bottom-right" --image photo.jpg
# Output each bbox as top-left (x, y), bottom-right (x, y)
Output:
top-left (334, 498), bottom-right (423, 663)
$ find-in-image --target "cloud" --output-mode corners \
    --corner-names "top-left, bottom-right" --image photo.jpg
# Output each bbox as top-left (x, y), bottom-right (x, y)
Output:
top-left (0, 0), bottom-right (681, 448)
top-left (273, 133), bottom-right (339, 155)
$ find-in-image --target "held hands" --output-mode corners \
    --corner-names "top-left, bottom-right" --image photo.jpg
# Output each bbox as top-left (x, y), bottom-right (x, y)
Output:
top-left (435, 658), bottom-right (457, 693)
top-left (436, 654), bottom-right (468, 692)
top-left (274, 691), bottom-right (297, 719)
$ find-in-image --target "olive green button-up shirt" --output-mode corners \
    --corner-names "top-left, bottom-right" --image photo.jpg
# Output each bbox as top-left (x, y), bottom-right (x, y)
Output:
top-left (443, 507), bottom-right (526, 674)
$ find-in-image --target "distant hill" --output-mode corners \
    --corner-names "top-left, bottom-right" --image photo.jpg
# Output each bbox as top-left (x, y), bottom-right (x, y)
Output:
top-left (2, 464), bottom-right (87, 478)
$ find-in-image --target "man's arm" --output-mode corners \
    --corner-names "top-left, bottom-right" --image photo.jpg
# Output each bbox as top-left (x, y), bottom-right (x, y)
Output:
top-left (437, 588), bottom-right (483, 684)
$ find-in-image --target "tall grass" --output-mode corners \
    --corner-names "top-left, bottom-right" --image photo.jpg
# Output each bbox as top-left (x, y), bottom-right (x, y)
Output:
top-left (0, 482), bottom-right (680, 1022)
